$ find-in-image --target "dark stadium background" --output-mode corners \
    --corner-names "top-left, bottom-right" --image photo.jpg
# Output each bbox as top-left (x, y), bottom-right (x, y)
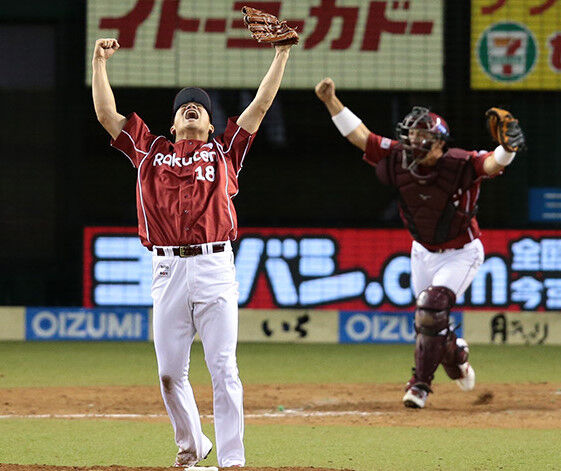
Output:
top-left (1, 1), bottom-right (559, 305)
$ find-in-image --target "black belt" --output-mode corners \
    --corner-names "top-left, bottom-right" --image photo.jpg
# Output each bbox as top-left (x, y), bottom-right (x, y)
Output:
top-left (427, 248), bottom-right (450, 253)
top-left (155, 243), bottom-right (225, 258)
top-left (426, 243), bottom-right (469, 253)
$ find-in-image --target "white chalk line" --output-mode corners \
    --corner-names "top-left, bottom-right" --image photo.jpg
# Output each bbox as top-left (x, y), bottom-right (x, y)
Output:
top-left (0, 410), bottom-right (386, 420)
top-left (0, 413), bottom-right (166, 419)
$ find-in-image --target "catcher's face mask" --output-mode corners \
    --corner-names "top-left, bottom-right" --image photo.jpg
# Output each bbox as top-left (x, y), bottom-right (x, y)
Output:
top-left (395, 106), bottom-right (450, 175)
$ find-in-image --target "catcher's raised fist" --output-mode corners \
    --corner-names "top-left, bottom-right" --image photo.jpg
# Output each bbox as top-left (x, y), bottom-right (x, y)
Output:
top-left (93, 38), bottom-right (120, 61)
top-left (242, 6), bottom-right (299, 46)
top-left (315, 78), bottom-right (336, 103)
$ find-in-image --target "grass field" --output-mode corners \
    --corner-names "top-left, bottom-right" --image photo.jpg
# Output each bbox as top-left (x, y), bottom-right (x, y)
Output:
top-left (1, 342), bottom-right (561, 470)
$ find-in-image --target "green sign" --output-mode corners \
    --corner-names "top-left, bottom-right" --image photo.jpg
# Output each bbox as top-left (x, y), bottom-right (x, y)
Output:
top-left (477, 22), bottom-right (537, 82)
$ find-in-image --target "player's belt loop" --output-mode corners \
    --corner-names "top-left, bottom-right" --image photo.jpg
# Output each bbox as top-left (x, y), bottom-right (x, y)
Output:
top-left (154, 246), bottom-right (175, 257)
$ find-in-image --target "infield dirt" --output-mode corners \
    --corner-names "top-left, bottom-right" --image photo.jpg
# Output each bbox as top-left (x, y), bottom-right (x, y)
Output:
top-left (2, 382), bottom-right (561, 428)
top-left (0, 466), bottom-right (350, 471)
top-left (2, 382), bottom-right (561, 471)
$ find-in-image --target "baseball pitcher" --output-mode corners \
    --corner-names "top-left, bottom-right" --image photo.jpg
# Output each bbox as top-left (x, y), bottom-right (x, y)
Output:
top-left (315, 77), bottom-right (525, 409)
top-left (91, 7), bottom-right (298, 468)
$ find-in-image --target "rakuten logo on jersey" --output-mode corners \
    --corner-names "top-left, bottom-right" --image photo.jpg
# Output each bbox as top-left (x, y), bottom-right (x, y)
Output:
top-left (153, 150), bottom-right (216, 167)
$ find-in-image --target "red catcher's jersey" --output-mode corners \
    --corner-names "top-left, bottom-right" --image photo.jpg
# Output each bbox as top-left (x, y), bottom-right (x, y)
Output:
top-left (363, 132), bottom-right (499, 250)
top-left (111, 113), bottom-right (255, 249)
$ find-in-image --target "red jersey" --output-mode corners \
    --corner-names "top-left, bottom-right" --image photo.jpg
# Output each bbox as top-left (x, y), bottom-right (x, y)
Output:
top-left (363, 132), bottom-right (498, 250)
top-left (111, 113), bottom-right (255, 249)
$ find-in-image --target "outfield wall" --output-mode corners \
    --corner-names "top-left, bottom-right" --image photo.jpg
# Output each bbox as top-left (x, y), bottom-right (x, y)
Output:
top-left (1, 307), bottom-right (560, 345)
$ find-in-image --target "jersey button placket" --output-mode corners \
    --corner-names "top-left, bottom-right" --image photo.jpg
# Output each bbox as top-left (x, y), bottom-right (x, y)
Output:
top-left (184, 204), bottom-right (191, 232)
top-left (181, 188), bottom-right (191, 232)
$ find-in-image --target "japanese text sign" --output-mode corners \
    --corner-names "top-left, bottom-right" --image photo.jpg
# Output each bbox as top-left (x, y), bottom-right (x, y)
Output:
top-left (472, 0), bottom-right (561, 89)
top-left (84, 226), bottom-right (561, 311)
top-left (86, 0), bottom-right (443, 89)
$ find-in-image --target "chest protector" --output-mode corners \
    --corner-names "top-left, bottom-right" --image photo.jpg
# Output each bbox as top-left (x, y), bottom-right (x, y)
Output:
top-left (376, 147), bottom-right (478, 245)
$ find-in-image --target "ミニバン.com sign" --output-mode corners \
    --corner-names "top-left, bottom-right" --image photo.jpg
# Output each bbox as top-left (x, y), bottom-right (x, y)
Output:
top-left (26, 308), bottom-right (149, 341)
top-left (83, 227), bottom-right (561, 311)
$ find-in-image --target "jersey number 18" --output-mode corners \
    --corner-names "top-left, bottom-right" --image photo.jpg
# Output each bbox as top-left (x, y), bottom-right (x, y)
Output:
top-left (195, 165), bottom-right (215, 182)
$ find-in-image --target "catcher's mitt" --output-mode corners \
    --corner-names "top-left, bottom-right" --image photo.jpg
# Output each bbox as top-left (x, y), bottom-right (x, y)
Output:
top-left (242, 6), bottom-right (299, 46)
top-left (485, 107), bottom-right (526, 152)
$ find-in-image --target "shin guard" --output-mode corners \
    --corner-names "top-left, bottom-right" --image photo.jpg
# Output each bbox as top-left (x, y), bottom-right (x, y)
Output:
top-left (441, 331), bottom-right (469, 380)
top-left (411, 286), bottom-right (456, 386)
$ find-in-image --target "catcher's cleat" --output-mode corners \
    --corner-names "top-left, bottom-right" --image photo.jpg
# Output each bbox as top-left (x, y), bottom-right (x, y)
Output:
top-left (403, 385), bottom-right (429, 409)
top-left (174, 441), bottom-right (213, 468)
top-left (455, 361), bottom-right (476, 391)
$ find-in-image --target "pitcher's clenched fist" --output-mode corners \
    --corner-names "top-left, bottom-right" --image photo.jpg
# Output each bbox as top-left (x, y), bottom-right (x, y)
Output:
top-left (92, 38), bottom-right (120, 62)
top-left (315, 77), bottom-right (336, 103)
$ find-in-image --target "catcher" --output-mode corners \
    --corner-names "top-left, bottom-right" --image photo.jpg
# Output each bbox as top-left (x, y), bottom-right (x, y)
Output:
top-left (315, 78), bottom-right (525, 409)
top-left (92, 6), bottom-right (297, 469)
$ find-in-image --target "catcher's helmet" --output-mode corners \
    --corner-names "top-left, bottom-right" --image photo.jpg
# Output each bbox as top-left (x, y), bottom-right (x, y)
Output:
top-left (395, 107), bottom-right (450, 175)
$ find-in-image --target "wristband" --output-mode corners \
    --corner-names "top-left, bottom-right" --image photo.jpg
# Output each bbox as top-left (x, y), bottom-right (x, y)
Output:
top-left (332, 107), bottom-right (362, 137)
top-left (493, 145), bottom-right (516, 166)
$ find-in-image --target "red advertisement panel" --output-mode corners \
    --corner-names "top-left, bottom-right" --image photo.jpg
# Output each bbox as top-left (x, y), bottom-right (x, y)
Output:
top-left (84, 227), bottom-right (561, 311)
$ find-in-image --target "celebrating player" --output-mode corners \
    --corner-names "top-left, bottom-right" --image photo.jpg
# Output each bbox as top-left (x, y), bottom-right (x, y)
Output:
top-left (91, 8), bottom-right (297, 468)
top-left (315, 77), bottom-right (525, 409)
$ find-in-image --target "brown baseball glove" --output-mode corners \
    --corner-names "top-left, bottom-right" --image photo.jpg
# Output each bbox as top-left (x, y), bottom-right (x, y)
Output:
top-left (242, 6), bottom-right (299, 46)
top-left (485, 107), bottom-right (526, 152)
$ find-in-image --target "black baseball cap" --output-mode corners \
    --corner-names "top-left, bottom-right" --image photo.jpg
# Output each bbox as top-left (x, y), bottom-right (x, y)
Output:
top-left (173, 87), bottom-right (212, 122)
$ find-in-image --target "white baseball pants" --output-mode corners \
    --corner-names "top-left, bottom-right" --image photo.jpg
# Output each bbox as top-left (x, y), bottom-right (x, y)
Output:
top-left (151, 242), bottom-right (244, 468)
top-left (411, 238), bottom-right (485, 298)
